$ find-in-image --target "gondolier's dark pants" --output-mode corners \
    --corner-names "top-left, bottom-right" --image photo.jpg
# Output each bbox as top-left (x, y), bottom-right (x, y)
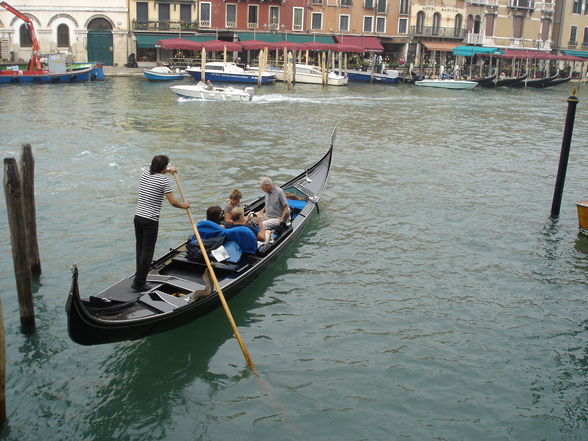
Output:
top-left (134, 215), bottom-right (159, 285)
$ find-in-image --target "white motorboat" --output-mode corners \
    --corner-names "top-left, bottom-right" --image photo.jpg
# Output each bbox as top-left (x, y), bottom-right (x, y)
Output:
top-left (144, 66), bottom-right (185, 81)
top-left (414, 79), bottom-right (478, 90)
top-left (185, 62), bottom-right (275, 84)
top-left (170, 82), bottom-right (255, 101)
top-left (250, 64), bottom-right (348, 86)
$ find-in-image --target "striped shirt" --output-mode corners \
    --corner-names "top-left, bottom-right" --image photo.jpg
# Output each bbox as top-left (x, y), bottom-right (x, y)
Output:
top-left (135, 171), bottom-right (172, 221)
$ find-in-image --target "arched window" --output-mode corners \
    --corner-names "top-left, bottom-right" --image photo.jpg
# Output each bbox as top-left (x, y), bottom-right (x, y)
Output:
top-left (57, 23), bottom-right (70, 47)
top-left (20, 23), bottom-right (33, 47)
top-left (466, 14), bottom-right (474, 32)
top-left (88, 17), bottom-right (112, 30)
top-left (432, 12), bottom-right (441, 35)
top-left (454, 14), bottom-right (463, 38)
top-left (474, 15), bottom-right (481, 34)
top-left (416, 11), bottom-right (425, 34)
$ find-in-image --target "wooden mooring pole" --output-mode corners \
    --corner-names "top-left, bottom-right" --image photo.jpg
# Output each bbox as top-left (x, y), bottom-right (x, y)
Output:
top-left (550, 88), bottom-right (579, 219)
top-left (20, 144), bottom-right (41, 275)
top-left (3, 158), bottom-right (35, 331)
top-left (0, 295), bottom-right (5, 425)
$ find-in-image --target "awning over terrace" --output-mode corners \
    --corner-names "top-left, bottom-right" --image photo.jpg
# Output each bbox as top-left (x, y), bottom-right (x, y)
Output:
top-left (334, 36), bottom-right (384, 52)
top-left (421, 41), bottom-right (460, 52)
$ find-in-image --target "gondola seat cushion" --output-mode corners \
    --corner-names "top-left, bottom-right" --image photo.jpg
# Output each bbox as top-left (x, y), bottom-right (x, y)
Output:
top-left (225, 226), bottom-right (257, 254)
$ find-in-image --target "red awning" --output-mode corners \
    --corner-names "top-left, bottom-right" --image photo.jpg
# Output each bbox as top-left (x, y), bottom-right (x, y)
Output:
top-left (334, 36), bottom-right (383, 52)
top-left (201, 39), bottom-right (242, 52)
top-left (240, 40), bottom-right (281, 50)
top-left (421, 41), bottom-right (460, 52)
top-left (304, 41), bottom-right (335, 51)
top-left (280, 41), bottom-right (310, 51)
top-left (157, 38), bottom-right (203, 51)
top-left (332, 43), bottom-right (364, 53)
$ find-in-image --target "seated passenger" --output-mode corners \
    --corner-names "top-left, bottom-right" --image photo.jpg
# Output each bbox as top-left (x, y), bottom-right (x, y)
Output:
top-left (223, 189), bottom-right (242, 224)
top-left (256, 177), bottom-right (289, 229)
top-left (196, 206), bottom-right (225, 240)
top-left (226, 207), bottom-right (268, 243)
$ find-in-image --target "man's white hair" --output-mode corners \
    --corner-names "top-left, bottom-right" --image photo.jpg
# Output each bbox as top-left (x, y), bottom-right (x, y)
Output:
top-left (260, 177), bottom-right (273, 186)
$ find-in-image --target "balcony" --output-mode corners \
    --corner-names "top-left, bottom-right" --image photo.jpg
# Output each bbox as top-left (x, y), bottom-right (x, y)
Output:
top-left (507, 0), bottom-right (535, 10)
top-left (467, 0), bottom-right (499, 5)
top-left (248, 22), bottom-right (258, 29)
top-left (293, 24), bottom-right (303, 31)
top-left (541, 2), bottom-right (554, 12)
top-left (132, 20), bottom-right (199, 32)
top-left (465, 32), bottom-right (484, 44)
top-left (199, 20), bottom-right (210, 28)
top-left (226, 21), bottom-right (236, 28)
top-left (568, 40), bottom-right (578, 47)
top-left (411, 25), bottom-right (465, 39)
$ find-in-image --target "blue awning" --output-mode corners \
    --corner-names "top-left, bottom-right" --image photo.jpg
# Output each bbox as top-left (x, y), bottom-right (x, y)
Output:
top-left (453, 46), bottom-right (504, 57)
top-left (562, 49), bottom-right (588, 59)
top-left (236, 32), bottom-right (285, 43)
top-left (135, 34), bottom-right (215, 48)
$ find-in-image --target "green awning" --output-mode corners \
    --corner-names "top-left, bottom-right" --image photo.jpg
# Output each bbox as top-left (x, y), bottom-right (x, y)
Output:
top-left (236, 32), bottom-right (285, 43)
top-left (135, 34), bottom-right (215, 48)
top-left (285, 34), bottom-right (335, 44)
top-left (453, 46), bottom-right (503, 57)
top-left (562, 49), bottom-right (588, 59)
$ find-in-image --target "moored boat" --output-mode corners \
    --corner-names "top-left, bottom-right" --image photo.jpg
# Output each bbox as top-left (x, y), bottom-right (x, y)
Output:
top-left (345, 69), bottom-right (400, 84)
top-left (415, 79), bottom-right (478, 89)
top-left (144, 66), bottom-right (185, 81)
top-left (521, 70), bottom-right (561, 88)
top-left (66, 135), bottom-right (334, 345)
top-left (171, 82), bottom-right (254, 101)
top-left (186, 62), bottom-right (276, 84)
top-left (473, 72), bottom-right (498, 87)
top-left (0, 64), bottom-right (103, 84)
top-left (493, 72), bottom-right (528, 87)
top-left (544, 72), bottom-right (573, 87)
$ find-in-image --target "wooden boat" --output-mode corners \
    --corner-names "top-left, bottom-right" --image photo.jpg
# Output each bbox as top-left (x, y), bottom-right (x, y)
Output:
top-left (415, 79), bottom-right (478, 89)
top-left (577, 200), bottom-right (588, 235)
top-left (171, 82), bottom-right (254, 101)
top-left (544, 72), bottom-right (573, 87)
top-left (0, 64), bottom-right (103, 84)
top-left (516, 70), bottom-right (560, 88)
top-left (494, 72), bottom-right (528, 87)
top-left (473, 72), bottom-right (498, 87)
top-left (144, 66), bottom-right (185, 81)
top-left (66, 136), bottom-right (334, 345)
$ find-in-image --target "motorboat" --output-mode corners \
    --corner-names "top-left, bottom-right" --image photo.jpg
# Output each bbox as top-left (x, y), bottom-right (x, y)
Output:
top-left (186, 62), bottom-right (276, 84)
top-left (144, 66), bottom-right (185, 81)
top-left (171, 82), bottom-right (254, 102)
top-left (345, 69), bottom-right (400, 84)
top-left (288, 64), bottom-right (348, 86)
top-left (414, 79), bottom-right (478, 89)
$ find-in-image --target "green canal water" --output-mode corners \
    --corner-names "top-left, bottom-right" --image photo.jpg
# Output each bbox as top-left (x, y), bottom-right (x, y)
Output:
top-left (0, 78), bottom-right (587, 440)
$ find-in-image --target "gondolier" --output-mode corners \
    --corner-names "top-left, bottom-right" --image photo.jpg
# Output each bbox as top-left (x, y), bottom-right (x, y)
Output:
top-left (133, 155), bottom-right (189, 292)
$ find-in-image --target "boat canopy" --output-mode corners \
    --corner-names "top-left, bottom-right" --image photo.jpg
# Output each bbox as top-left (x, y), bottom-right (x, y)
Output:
top-left (453, 46), bottom-right (503, 57)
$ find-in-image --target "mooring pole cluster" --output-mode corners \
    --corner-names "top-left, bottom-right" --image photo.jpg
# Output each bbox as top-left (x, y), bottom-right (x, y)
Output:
top-left (2, 143), bottom-right (41, 425)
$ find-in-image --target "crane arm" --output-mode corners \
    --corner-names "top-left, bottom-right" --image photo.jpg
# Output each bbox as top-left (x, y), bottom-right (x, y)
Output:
top-left (0, 1), bottom-right (41, 70)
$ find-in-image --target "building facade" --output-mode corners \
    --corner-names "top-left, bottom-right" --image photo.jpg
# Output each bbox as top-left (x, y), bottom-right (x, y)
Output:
top-left (552, 0), bottom-right (588, 56)
top-left (0, 1), bottom-right (128, 66)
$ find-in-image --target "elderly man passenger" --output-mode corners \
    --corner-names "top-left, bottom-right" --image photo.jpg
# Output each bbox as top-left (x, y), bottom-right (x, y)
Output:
top-left (256, 176), bottom-right (289, 229)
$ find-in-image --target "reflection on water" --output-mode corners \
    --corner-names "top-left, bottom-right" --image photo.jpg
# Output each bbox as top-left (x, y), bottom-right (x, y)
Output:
top-left (0, 78), bottom-right (587, 440)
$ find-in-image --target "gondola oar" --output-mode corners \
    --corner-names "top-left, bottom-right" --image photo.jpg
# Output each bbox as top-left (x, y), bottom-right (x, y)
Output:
top-left (172, 171), bottom-right (256, 371)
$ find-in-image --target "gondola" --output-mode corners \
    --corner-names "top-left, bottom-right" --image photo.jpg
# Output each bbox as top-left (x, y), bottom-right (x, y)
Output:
top-left (543, 71), bottom-right (573, 88)
top-left (494, 72), bottom-right (528, 87)
top-left (514, 70), bottom-right (560, 88)
top-left (473, 71), bottom-right (497, 87)
top-left (67, 133), bottom-right (334, 345)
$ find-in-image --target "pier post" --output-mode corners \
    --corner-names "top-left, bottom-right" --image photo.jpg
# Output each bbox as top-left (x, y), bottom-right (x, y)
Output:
top-left (0, 295), bottom-right (5, 425)
top-left (20, 144), bottom-right (41, 275)
top-left (3, 158), bottom-right (35, 331)
top-left (550, 88), bottom-right (579, 219)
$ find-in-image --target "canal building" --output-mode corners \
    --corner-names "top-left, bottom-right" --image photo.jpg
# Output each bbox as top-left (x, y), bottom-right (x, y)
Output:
top-left (0, 0), bottom-right (128, 66)
top-left (552, 0), bottom-right (588, 61)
